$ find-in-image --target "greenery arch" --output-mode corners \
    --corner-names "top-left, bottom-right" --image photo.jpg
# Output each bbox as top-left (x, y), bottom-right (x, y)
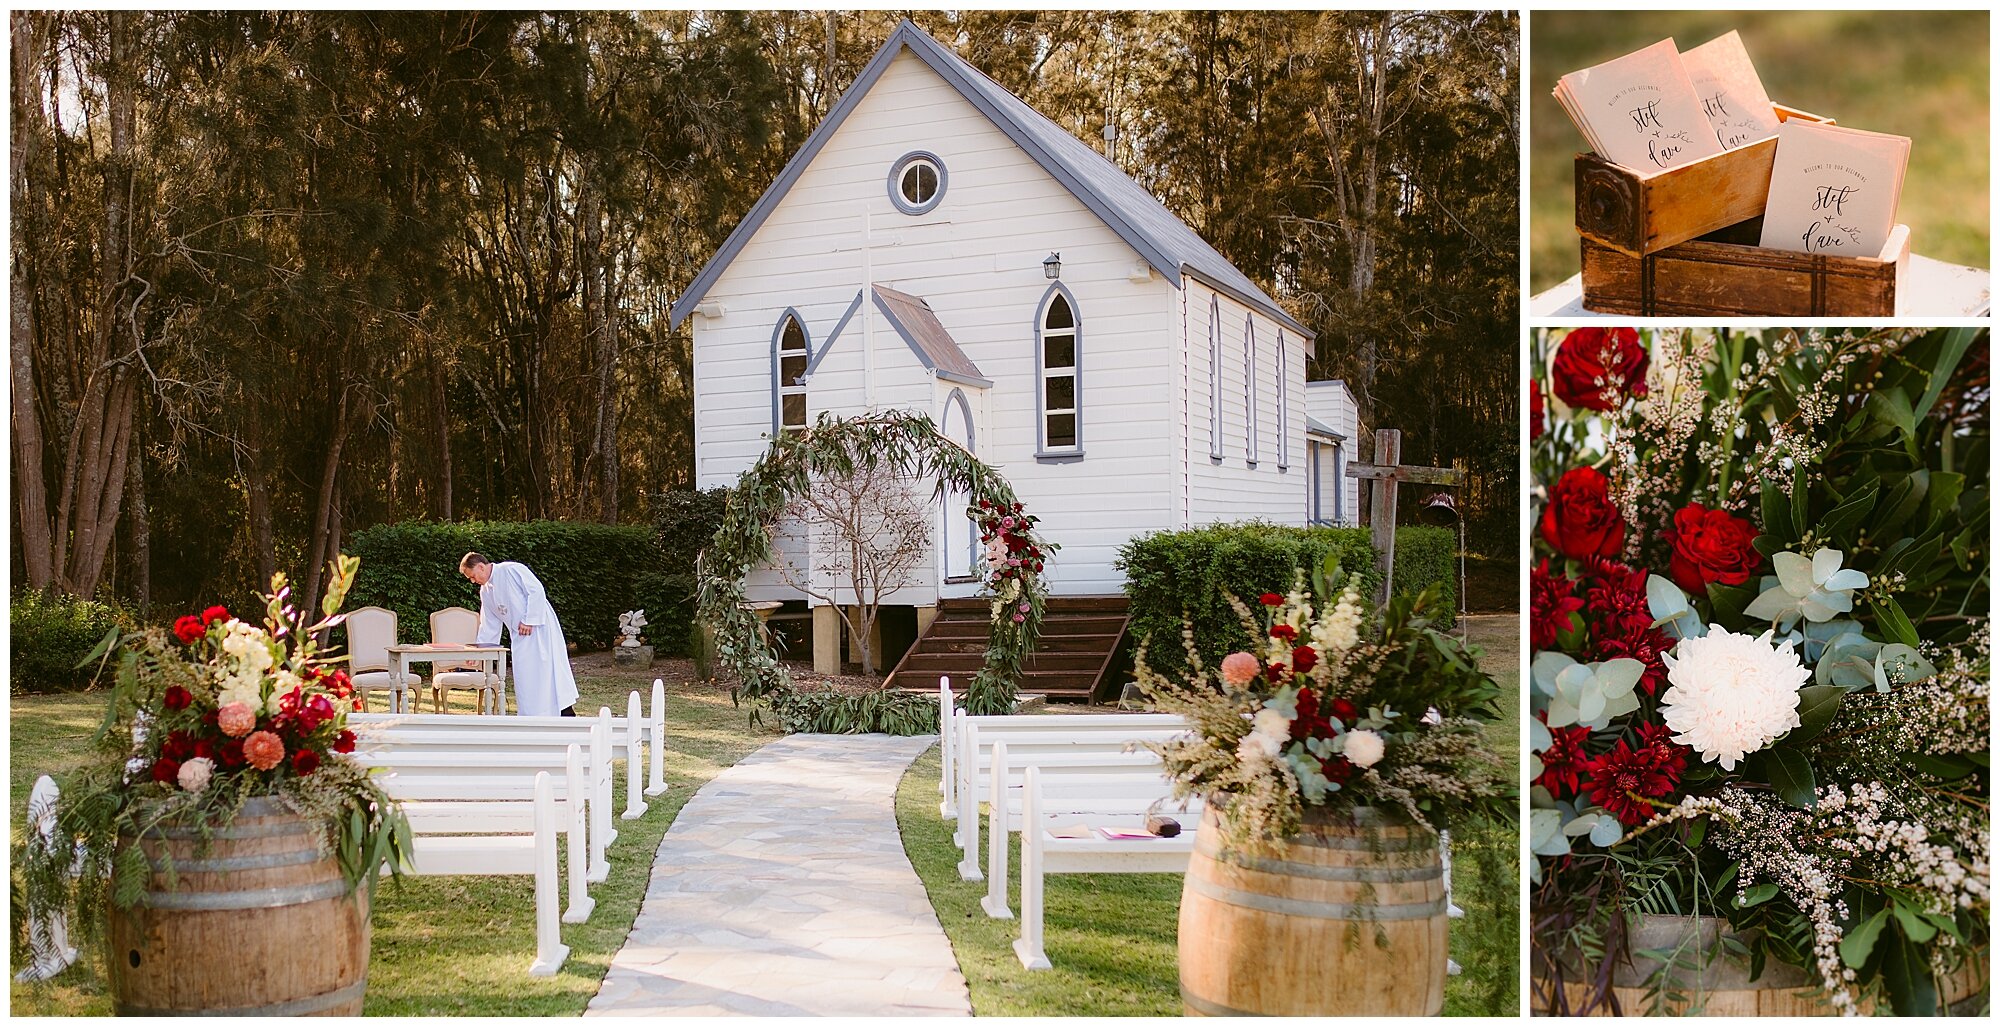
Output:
top-left (696, 410), bottom-right (1055, 731)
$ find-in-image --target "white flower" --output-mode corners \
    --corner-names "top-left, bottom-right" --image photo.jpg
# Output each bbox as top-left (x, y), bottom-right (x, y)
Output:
top-left (1659, 626), bottom-right (1808, 770)
top-left (1238, 707), bottom-right (1291, 764)
top-left (1421, 706), bottom-right (1443, 726)
top-left (1311, 587), bottom-right (1363, 655)
top-left (1342, 729), bottom-right (1385, 769)
top-left (1744, 549), bottom-right (1870, 626)
top-left (216, 682), bottom-right (261, 712)
top-left (177, 757), bottom-right (214, 793)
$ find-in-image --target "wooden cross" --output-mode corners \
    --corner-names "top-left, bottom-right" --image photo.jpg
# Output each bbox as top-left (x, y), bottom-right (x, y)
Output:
top-left (1344, 429), bottom-right (1464, 603)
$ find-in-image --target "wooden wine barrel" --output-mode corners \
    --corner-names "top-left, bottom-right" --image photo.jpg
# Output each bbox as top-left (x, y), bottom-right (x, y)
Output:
top-left (1533, 915), bottom-right (1988, 1015)
top-left (1179, 805), bottom-right (1448, 1016)
top-left (107, 798), bottom-right (370, 1016)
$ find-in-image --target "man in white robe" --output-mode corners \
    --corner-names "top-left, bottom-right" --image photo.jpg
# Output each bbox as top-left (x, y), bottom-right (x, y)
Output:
top-left (460, 552), bottom-right (581, 717)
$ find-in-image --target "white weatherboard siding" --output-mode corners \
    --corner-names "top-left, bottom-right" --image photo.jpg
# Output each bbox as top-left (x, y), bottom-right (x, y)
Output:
top-left (1306, 380), bottom-right (1363, 525)
top-left (1182, 282), bottom-right (1309, 528)
top-left (692, 51), bottom-right (1180, 599)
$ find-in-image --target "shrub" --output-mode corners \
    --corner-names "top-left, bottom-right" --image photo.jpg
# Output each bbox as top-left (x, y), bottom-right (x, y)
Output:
top-left (637, 488), bottom-right (732, 657)
top-left (1117, 521), bottom-right (1457, 679)
top-left (10, 590), bottom-right (129, 693)
top-left (343, 521), bottom-right (661, 650)
top-left (770, 686), bottom-right (938, 735)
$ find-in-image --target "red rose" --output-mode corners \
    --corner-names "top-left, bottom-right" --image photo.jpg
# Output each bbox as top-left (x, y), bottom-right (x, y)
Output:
top-left (1328, 697), bottom-right (1359, 724)
top-left (292, 749), bottom-right (321, 775)
top-left (1540, 467), bottom-right (1626, 561)
top-left (194, 738), bottom-right (217, 761)
top-left (333, 730), bottom-right (357, 754)
top-left (151, 758), bottom-right (182, 785)
top-left (1291, 645), bottom-right (1318, 675)
top-left (1258, 593), bottom-right (1284, 607)
top-left (162, 730), bottom-right (195, 762)
top-left (201, 605), bottom-right (229, 624)
top-left (1551, 327), bottom-right (1649, 411)
top-left (173, 615), bottom-right (206, 645)
top-left (219, 739), bottom-right (246, 768)
top-left (1269, 624), bottom-right (1298, 642)
top-left (162, 685), bottom-right (193, 711)
top-left (1321, 755), bottom-right (1359, 785)
top-left (1530, 379), bottom-right (1545, 439)
top-left (1664, 503), bottom-right (1761, 594)
top-left (1530, 559), bottom-right (1585, 650)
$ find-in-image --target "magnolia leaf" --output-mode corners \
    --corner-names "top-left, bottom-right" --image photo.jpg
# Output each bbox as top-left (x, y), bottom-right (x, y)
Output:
top-left (1765, 748), bottom-right (1817, 809)
top-left (1907, 753), bottom-right (1976, 780)
top-left (1868, 386), bottom-right (1916, 437)
top-left (1759, 477), bottom-right (1795, 544)
top-left (1785, 685), bottom-right (1844, 745)
top-left (1890, 896), bottom-right (1938, 944)
top-left (1734, 882), bottom-right (1780, 908)
top-left (1816, 481), bottom-right (1880, 544)
top-left (1913, 327), bottom-right (1981, 421)
top-left (1840, 908), bottom-right (1888, 968)
top-left (1871, 596), bottom-right (1922, 649)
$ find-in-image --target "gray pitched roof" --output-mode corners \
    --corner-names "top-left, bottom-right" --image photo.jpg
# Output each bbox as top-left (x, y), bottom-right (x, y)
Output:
top-left (870, 285), bottom-right (991, 387)
top-left (1306, 414), bottom-right (1345, 441)
top-left (671, 20), bottom-right (1310, 338)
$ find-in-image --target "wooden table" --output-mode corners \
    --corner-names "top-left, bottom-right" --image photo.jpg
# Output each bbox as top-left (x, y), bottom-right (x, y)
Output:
top-left (1531, 254), bottom-right (1991, 318)
top-left (385, 644), bottom-right (509, 714)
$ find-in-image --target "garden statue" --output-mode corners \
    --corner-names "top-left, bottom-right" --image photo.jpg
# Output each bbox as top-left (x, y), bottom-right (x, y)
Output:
top-left (614, 610), bottom-right (654, 670)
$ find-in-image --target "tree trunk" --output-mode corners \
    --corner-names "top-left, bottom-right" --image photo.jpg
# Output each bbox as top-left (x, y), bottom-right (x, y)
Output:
top-left (428, 341), bottom-right (453, 520)
top-left (126, 417), bottom-right (150, 615)
top-left (303, 386), bottom-right (355, 613)
top-left (10, 12), bottom-right (55, 590)
top-left (580, 166), bottom-right (620, 524)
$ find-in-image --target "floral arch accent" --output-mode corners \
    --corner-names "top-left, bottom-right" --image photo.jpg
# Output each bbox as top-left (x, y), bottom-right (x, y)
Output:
top-left (696, 410), bottom-right (1055, 727)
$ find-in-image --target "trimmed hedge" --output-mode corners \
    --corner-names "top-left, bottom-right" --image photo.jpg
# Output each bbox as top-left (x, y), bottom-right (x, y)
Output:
top-left (10, 590), bottom-right (130, 693)
top-left (344, 521), bottom-right (661, 650)
top-left (1117, 522), bottom-right (1457, 679)
top-left (641, 488), bottom-right (731, 657)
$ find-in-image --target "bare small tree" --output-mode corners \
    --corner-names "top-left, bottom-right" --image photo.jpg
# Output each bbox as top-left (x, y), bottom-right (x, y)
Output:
top-left (774, 461), bottom-right (932, 675)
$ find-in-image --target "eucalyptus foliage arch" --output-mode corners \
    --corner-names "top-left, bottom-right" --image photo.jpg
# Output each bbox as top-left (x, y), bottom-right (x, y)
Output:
top-left (697, 411), bottom-right (1053, 727)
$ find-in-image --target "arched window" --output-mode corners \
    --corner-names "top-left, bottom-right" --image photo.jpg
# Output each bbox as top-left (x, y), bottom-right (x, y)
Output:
top-left (1208, 295), bottom-right (1223, 462)
top-left (1037, 285), bottom-right (1081, 456)
top-left (1276, 329), bottom-right (1290, 470)
top-left (772, 310), bottom-right (809, 433)
top-left (1243, 313), bottom-right (1258, 467)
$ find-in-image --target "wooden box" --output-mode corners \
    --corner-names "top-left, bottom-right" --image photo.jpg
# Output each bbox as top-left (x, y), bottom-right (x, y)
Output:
top-left (1575, 105), bottom-right (1833, 258)
top-left (1580, 219), bottom-right (1909, 316)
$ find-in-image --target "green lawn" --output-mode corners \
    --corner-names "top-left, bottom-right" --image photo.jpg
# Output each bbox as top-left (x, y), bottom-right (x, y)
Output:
top-left (896, 614), bottom-right (1523, 1016)
top-left (8, 661), bottom-right (779, 1015)
top-left (1529, 10), bottom-right (1990, 292)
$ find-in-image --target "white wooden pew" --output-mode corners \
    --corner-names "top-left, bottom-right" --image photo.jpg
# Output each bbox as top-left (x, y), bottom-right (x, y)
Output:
top-left (979, 744), bottom-right (1188, 919)
top-left (952, 724), bottom-right (1188, 880)
top-left (393, 769), bottom-right (569, 976)
top-left (353, 722), bottom-right (613, 883)
top-left (379, 743), bottom-right (595, 925)
top-left (1014, 764), bottom-right (1198, 970)
top-left (934, 678), bottom-right (1184, 818)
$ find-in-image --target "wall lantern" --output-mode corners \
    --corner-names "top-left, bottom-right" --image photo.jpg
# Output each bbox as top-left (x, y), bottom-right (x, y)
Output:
top-left (1043, 252), bottom-right (1061, 280)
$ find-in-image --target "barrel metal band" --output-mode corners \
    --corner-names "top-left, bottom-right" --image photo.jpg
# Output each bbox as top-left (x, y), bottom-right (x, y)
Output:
top-left (113, 976), bottom-right (366, 1017)
top-left (141, 877), bottom-right (351, 911)
top-left (1180, 983), bottom-right (1269, 1017)
top-left (148, 848), bottom-right (324, 874)
top-left (139, 819), bottom-right (314, 842)
top-left (1198, 838), bottom-right (1442, 884)
top-left (1186, 873), bottom-right (1446, 921)
top-left (1276, 830), bottom-right (1434, 853)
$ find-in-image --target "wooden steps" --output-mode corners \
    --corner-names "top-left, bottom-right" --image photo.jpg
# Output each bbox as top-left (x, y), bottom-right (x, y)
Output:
top-left (884, 595), bottom-right (1130, 701)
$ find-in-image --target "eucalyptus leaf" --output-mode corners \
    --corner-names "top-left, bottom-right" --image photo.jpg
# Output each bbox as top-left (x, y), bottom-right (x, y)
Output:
top-left (1588, 816), bottom-right (1623, 847)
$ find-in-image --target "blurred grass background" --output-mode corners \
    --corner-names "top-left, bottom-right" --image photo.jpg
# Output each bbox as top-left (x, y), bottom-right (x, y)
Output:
top-left (1530, 10), bottom-right (1989, 292)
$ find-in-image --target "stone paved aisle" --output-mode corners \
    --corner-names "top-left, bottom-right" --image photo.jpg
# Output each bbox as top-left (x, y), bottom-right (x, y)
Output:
top-left (587, 733), bottom-right (969, 1017)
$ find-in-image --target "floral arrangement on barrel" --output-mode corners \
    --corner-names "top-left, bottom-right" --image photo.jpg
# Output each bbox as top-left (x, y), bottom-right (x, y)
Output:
top-left (965, 497), bottom-right (1058, 713)
top-left (19, 556), bottom-right (410, 957)
top-left (1138, 556), bottom-right (1512, 850)
top-left (1530, 327), bottom-right (1989, 1016)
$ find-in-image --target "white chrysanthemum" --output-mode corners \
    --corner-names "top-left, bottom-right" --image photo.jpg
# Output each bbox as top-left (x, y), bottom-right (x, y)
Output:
top-left (1238, 708), bottom-right (1291, 763)
top-left (1342, 729), bottom-right (1385, 768)
top-left (1659, 626), bottom-right (1808, 770)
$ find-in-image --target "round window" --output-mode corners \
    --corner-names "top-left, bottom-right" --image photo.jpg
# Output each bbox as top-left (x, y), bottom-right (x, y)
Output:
top-left (887, 151), bottom-right (946, 215)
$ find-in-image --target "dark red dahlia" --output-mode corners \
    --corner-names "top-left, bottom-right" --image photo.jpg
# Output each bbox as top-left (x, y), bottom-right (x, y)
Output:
top-left (333, 730), bottom-right (357, 754)
top-left (1530, 559), bottom-right (1584, 650)
top-left (1634, 721), bottom-right (1689, 778)
top-left (1582, 730), bottom-right (1686, 826)
top-left (161, 730), bottom-right (195, 762)
top-left (1592, 627), bottom-right (1674, 696)
top-left (1328, 697), bottom-right (1359, 725)
top-left (1536, 714), bottom-right (1591, 798)
top-left (292, 749), bottom-right (321, 776)
top-left (219, 739), bottom-right (247, 768)
top-left (1321, 755), bottom-right (1359, 785)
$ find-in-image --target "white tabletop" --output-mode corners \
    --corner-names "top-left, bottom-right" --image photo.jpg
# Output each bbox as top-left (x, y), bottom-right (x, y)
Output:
top-left (1531, 253), bottom-right (1992, 318)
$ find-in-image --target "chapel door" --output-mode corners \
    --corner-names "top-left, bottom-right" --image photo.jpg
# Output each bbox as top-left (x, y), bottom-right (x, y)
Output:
top-left (940, 393), bottom-right (978, 585)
